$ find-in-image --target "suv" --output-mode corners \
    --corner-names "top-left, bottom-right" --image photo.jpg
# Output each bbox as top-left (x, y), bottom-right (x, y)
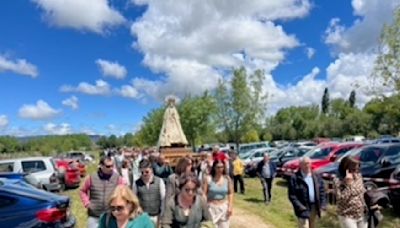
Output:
top-left (282, 142), bottom-right (364, 178)
top-left (0, 157), bottom-right (61, 191)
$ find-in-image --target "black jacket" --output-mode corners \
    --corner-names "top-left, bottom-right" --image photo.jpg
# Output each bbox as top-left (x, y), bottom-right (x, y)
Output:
top-left (256, 160), bottom-right (277, 178)
top-left (288, 171), bottom-right (326, 219)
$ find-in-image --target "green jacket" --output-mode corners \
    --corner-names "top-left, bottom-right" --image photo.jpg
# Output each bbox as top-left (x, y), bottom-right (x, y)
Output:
top-left (98, 212), bottom-right (155, 228)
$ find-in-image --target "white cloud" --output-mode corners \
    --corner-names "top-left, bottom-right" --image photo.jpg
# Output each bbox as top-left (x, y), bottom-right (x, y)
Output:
top-left (306, 47), bottom-right (315, 59)
top-left (324, 0), bottom-right (400, 53)
top-left (18, 100), bottom-right (61, 120)
top-left (130, 0), bottom-right (310, 99)
top-left (116, 85), bottom-right (140, 99)
top-left (32, 0), bottom-right (126, 34)
top-left (96, 59), bottom-right (127, 79)
top-left (44, 122), bottom-right (72, 135)
top-left (60, 79), bottom-right (111, 95)
top-left (62, 96), bottom-right (79, 110)
top-left (264, 52), bottom-right (386, 114)
top-left (0, 55), bottom-right (38, 77)
top-left (0, 115), bottom-right (9, 130)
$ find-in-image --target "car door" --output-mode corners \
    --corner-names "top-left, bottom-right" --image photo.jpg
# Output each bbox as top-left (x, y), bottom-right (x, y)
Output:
top-left (21, 160), bottom-right (49, 187)
top-left (359, 147), bottom-right (385, 178)
top-left (376, 145), bottom-right (400, 178)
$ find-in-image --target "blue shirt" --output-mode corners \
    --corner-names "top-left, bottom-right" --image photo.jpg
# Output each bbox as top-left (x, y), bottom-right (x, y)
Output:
top-left (302, 172), bottom-right (315, 203)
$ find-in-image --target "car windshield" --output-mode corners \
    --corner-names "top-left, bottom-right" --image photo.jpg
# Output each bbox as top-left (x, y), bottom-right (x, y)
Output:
top-left (304, 146), bottom-right (333, 159)
top-left (335, 147), bottom-right (362, 163)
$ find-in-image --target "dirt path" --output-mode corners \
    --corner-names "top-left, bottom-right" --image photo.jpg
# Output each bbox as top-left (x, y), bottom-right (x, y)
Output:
top-left (230, 206), bottom-right (274, 228)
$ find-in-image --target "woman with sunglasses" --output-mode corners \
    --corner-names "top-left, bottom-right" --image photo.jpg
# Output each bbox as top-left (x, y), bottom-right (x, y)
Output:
top-left (161, 173), bottom-right (212, 228)
top-left (202, 159), bottom-right (233, 228)
top-left (98, 185), bottom-right (154, 228)
top-left (334, 156), bottom-right (367, 228)
top-left (166, 157), bottom-right (195, 199)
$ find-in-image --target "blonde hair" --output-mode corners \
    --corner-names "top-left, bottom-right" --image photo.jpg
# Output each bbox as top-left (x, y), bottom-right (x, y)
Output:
top-left (108, 185), bottom-right (143, 219)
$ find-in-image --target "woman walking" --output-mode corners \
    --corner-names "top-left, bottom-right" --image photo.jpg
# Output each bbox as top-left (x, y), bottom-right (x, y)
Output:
top-left (334, 156), bottom-right (367, 228)
top-left (98, 185), bottom-right (154, 228)
top-left (161, 173), bottom-right (212, 228)
top-left (202, 158), bottom-right (233, 228)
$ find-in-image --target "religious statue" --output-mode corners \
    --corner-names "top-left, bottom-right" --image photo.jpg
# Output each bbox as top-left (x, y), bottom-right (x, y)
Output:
top-left (157, 96), bottom-right (188, 148)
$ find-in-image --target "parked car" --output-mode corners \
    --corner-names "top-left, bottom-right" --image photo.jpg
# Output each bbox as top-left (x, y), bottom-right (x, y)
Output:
top-left (238, 141), bottom-right (270, 154)
top-left (318, 144), bottom-right (400, 188)
top-left (388, 165), bottom-right (400, 213)
top-left (0, 177), bottom-right (75, 227)
top-left (242, 147), bottom-right (277, 165)
top-left (282, 142), bottom-right (364, 178)
top-left (66, 151), bottom-right (94, 163)
top-left (54, 159), bottom-right (81, 189)
top-left (0, 157), bottom-right (61, 191)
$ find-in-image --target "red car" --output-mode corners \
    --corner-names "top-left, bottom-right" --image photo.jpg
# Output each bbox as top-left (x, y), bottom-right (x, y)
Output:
top-left (282, 142), bottom-right (364, 177)
top-left (55, 159), bottom-right (81, 189)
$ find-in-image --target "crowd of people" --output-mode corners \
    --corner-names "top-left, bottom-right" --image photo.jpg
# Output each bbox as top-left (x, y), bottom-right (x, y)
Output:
top-left (79, 146), bottom-right (386, 228)
top-left (80, 146), bottom-right (239, 228)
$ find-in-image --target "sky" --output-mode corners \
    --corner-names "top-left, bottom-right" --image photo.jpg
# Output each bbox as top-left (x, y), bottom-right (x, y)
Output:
top-left (0, 0), bottom-right (399, 137)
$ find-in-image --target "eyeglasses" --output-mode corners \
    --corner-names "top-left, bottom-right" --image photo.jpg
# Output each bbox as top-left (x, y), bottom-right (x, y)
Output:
top-left (110, 205), bottom-right (125, 212)
top-left (184, 187), bottom-right (196, 194)
top-left (104, 164), bottom-right (113, 168)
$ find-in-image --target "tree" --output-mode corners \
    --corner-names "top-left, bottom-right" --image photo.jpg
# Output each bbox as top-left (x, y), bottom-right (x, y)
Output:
top-left (321, 87), bottom-right (330, 114)
top-left (374, 8), bottom-right (400, 92)
top-left (134, 108), bottom-right (165, 146)
top-left (348, 90), bottom-right (356, 108)
top-left (179, 92), bottom-right (216, 150)
top-left (214, 67), bottom-right (266, 148)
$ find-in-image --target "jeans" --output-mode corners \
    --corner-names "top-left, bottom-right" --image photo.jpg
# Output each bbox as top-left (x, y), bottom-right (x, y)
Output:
top-left (261, 177), bottom-right (273, 202)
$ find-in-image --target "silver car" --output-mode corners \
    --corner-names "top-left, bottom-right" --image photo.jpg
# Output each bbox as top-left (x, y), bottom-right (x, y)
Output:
top-left (0, 156), bottom-right (61, 191)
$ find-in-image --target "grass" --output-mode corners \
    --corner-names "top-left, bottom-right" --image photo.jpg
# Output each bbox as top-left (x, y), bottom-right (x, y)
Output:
top-left (64, 161), bottom-right (400, 228)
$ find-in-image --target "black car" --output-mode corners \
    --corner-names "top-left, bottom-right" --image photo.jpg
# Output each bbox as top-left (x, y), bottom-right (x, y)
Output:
top-left (317, 143), bottom-right (400, 189)
top-left (388, 165), bottom-right (400, 213)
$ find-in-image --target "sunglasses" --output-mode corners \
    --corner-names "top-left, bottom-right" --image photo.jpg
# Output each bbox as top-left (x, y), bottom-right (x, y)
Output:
top-left (104, 164), bottom-right (113, 168)
top-left (184, 187), bottom-right (196, 194)
top-left (110, 205), bottom-right (125, 212)
top-left (141, 170), bottom-right (151, 175)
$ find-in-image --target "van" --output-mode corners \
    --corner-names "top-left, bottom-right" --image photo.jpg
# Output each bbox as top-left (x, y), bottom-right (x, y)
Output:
top-left (0, 157), bottom-right (61, 191)
top-left (238, 141), bottom-right (269, 154)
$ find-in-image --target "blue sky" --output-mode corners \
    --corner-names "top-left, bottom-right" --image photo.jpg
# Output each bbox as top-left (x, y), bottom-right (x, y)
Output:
top-left (0, 0), bottom-right (399, 136)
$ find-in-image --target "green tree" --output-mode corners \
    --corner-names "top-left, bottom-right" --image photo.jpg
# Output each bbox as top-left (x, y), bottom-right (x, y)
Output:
top-left (374, 8), bottom-right (400, 92)
top-left (321, 87), bottom-right (330, 114)
top-left (214, 67), bottom-right (266, 148)
top-left (179, 92), bottom-right (216, 150)
top-left (134, 108), bottom-right (165, 146)
top-left (349, 90), bottom-right (356, 108)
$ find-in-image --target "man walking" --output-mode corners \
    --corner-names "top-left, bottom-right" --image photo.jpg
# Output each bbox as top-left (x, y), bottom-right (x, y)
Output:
top-left (288, 157), bottom-right (326, 228)
top-left (232, 152), bottom-right (245, 194)
top-left (133, 159), bottom-right (166, 226)
top-left (256, 153), bottom-right (277, 205)
top-left (80, 156), bottom-right (125, 228)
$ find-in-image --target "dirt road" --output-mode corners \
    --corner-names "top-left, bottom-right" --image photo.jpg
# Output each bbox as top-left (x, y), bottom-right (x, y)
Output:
top-left (230, 206), bottom-right (273, 228)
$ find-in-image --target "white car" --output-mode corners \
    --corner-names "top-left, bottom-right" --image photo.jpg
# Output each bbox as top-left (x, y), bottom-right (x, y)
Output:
top-left (0, 157), bottom-right (61, 191)
top-left (242, 148), bottom-right (277, 165)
